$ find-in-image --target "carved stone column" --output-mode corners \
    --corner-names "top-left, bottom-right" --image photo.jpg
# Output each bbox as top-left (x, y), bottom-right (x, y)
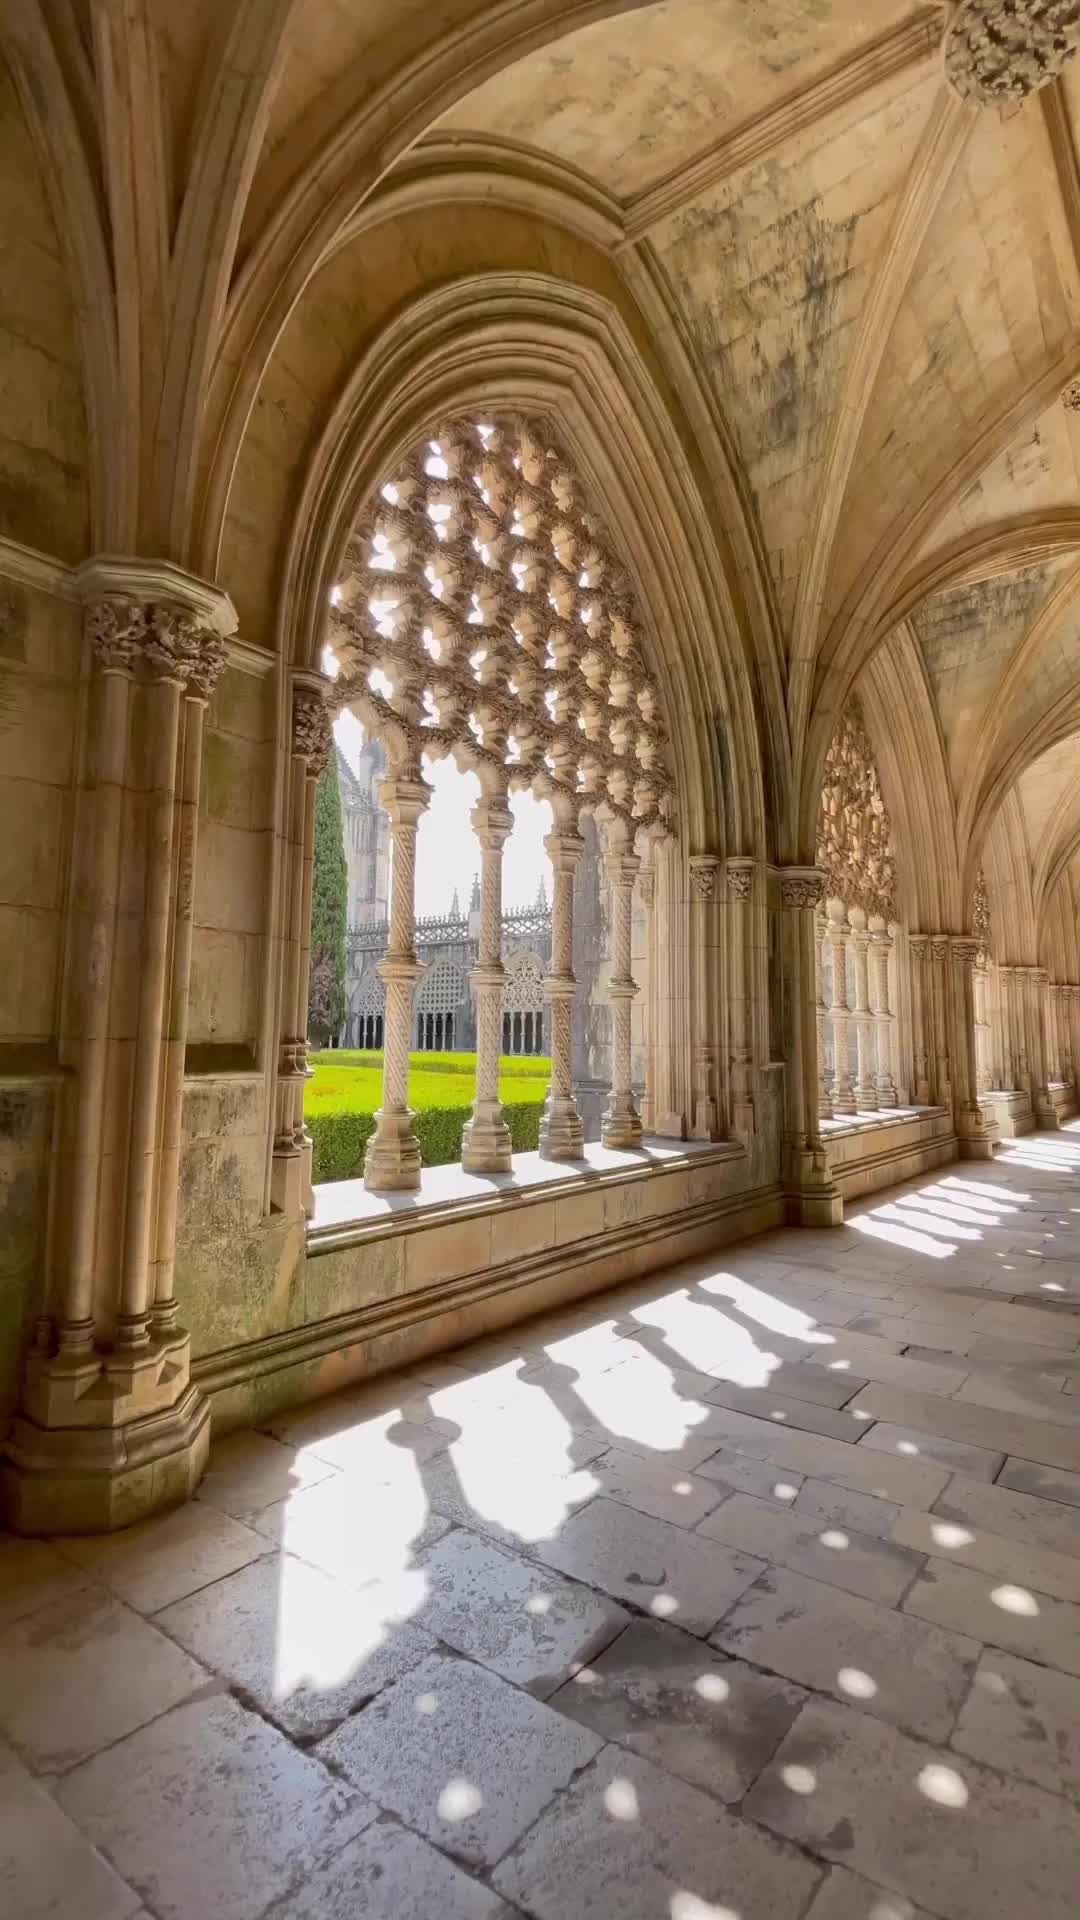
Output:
top-left (908, 934), bottom-right (931, 1104)
top-left (540, 827), bottom-right (585, 1160)
top-left (689, 855), bottom-right (721, 1140)
top-left (1030, 966), bottom-right (1059, 1129)
top-left (638, 862), bottom-right (657, 1133)
top-left (849, 907), bottom-right (878, 1112)
top-left (603, 828), bottom-right (643, 1150)
top-left (781, 869), bottom-right (841, 1227)
top-left (951, 938), bottom-right (993, 1157)
top-left (272, 677), bottom-right (332, 1216)
top-left (726, 859), bottom-right (755, 1135)
top-left (929, 938), bottom-right (952, 1110)
top-left (815, 906), bottom-right (832, 1119)
top-left (3, 570), bottom-right (235, 1535)
top-left (870, 921), bottom-right (898, 1108)
top-left (462, 797), bottom-right (514, 1172)
top-left (364, 777), bottom-right (430, 1189)
top-left (826, 901), bottom-right (856, 1114)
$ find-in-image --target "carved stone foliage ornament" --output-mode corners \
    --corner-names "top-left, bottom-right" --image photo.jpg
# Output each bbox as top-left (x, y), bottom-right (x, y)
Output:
top-left (815, 695), bottom-right (897, 921)
top-left (1063, 378), bottom-right (1080, 412)
top-left (329, 415), bottom-right (673, 839)
top-left (86, 600), bottom-right (227, 695)
top-left (945, 2), bottom-right (1080, 105)
top-left (292, 683), bottom-right (333, 775)
top-left (781, 871), bottom-right (826, 911)
top-left (726, 863), bottom-right (753, 901)
top-left (972, 866), bottom-right (992, 960)
top-left (689, 856), bottom-right (718, 902)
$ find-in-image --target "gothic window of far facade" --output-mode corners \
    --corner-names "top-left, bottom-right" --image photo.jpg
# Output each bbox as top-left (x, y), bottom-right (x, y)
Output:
top-left (502, 949), bottom-right (546, 1057)
top-left (414, 957), bottom-right (468, 1053)
top-left (327, 413), bottom-right (675, 1187)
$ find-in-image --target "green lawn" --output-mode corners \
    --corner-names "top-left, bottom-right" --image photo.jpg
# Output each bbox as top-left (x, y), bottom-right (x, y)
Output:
top-left (305, 1048), bottom-right (550, 1182)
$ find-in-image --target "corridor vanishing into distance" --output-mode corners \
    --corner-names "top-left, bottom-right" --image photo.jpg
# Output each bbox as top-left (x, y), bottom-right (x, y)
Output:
top-left (9, 1131), bottom-right (1080, 1920)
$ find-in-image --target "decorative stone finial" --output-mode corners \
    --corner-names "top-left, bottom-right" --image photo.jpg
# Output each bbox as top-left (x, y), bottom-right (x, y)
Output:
top-left (945, 2), bottom-right (1080, 106)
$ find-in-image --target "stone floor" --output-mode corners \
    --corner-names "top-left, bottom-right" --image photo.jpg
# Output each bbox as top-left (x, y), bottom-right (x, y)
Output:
top-left (9, 1128), bottom-right (1080, 1918)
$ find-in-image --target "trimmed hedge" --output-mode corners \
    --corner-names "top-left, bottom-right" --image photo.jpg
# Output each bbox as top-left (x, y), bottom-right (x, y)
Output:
top-left (304, 1049), bottom-right (549, 1183)
top-left (307, 1099), bottom-right (544, 1184)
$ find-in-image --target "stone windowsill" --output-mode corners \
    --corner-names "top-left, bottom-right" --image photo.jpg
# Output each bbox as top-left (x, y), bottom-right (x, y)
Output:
top-left (820, 1103), bottom-right (947, 1140)
top-left (307, 1135), bottom-right (742, 1251)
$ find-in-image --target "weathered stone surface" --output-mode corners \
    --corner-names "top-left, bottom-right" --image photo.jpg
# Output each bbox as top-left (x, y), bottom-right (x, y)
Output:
top-left (903, 1557), bottom-right (1080, 1673)
top-left (549, 1617), bottom-right (805, 1801)
top-left (583, 1445), bottom-right (727, 1527)
top-left (713, 1566), bottom-right (978, 1741)
top-left (263, 1818), bottom-right (515, 1919)
top-left (998, 1455), bottom-right (1080, 1510)
top-left (492, 1745), bottom-right (822, 1920)
top-left (59, 1501), bottom-right (269, 1614)
top-left (0, 1737), bottom-right (142, 1920)
top-left (56, 1693), bottom-right (373, 1920)
top-left (413, 1527), bottom-right (628, 1696)
top-left (856, 1421), bottom-right (1004, 1482)
top-left (535, 1496), bottom-right (765, 1636)
top-left (804, 1865), bottom-right (935, 1920)
top-left (953, 1648), bottom-right (1080, 1799)
top-left (158, 1553), bottom-right (434, 1737)
top-left (319, 1652), bottom-right (602, 1867)
top-left (0, 1590), bottom-right (206, 1771)
top-left (745, 1695), bottom-right (1080, 1920)
top-left (699, 1492), bottom-right (923, 1605)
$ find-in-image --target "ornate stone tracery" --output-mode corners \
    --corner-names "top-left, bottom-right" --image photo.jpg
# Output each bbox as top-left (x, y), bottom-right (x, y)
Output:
top-left (328, 415), bottom-right (673, 834)
top-left (815, 696), bottom-right (896, 923)
top-left (972, 867), bottom-right (992, 961)
top-left (944, 1), bottom-right (1080, 105)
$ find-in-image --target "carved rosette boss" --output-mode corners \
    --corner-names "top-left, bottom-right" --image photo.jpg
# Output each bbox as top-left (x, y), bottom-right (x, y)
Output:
top-left (945, 2), bottom-right (1080, 105)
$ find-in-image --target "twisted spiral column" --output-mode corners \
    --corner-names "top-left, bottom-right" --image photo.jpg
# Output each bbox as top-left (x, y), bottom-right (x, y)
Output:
top-left (364, 777), bottom-right (430, 1190)
top-left (540, 828), bottom-right (585, 1160)
top-left (602, 833), bottom-right (642, 1149)
top-left (462, 799), bottom-right (514, 1172)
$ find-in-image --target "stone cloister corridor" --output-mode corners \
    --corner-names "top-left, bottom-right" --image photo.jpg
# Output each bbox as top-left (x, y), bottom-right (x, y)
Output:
top-left (13, 0), bottom-right (1080, 1912)
top-left (10, 1139), bottom-right (1080, 1919)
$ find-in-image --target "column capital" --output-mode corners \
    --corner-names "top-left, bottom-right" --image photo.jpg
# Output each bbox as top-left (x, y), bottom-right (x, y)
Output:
top-left (291, 675), bottom-right (333, 774)
top-left (781, 868), bottom-right (827, 911)
top-left (689, 854), bottom-right (720, 901)
top-left (951, 937), bottom-right (980, 966)
top-left (637, 864), bottom-right (656, 908)
top-left (607, 847), bottom-right (642, 892)
top-left (725, 857), bottom-right (755, 901)
top-left (469, 800), bottom-right (514, 848)
top-left (544, 828), bottom-right (586, 871)
top-left (376, 774), bottom-right (430, 828)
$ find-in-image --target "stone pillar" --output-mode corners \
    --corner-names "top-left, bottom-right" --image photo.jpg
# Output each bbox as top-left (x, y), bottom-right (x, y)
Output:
top-left (908, 934), bottom-right (931, 1103)
top-left (462, 796), bottom-right (514, 1172)
top-left (638, 861), bottom-right (656, 1134)
top-left (726, 859), bottom-right (755, 1135)
top-left (540, 826), bottom-right (585, 1160)
top-left (272, 676), bottom-right (332, 1217)
top-left (870, 920), bottom-right (898, 1107)
top-left (689, 854), bottom-right (721, 1140)
top-left (1030, 966), bottom-right (1058, 1129)
top-left (850, 907), bottom-right (878, 1112)
top-left (826, 901), bottom-right (856, 1114)
top-left (973, 962), bottom-right (991, 1096)
top-left (3, 572), bottom-right (235, 1535)
top-left (815, 906), bottom-right (832, 1119)
top-left (781, 868), bottom-right (841, 1226)
top-left (929, 938), bottom-right (952, 1110)
top-left (951, 938), bottom-right (993, 1157)
top-left (602, 827), bottom-right (643, 1149)
top-left (364, 777), bottom-right (430, 1189)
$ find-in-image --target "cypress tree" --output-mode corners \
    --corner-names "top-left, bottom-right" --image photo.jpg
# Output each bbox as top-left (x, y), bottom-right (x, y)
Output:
top-left (308, 750), bottom-right (348, 1047)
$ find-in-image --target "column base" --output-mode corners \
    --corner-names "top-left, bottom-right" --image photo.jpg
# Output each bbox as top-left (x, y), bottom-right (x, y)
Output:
top-left (783, 1144), bottom-right (843, 1227)
top-left (270, 1143), bottom-right (305, 1215)
top-left (602, 1092), bottom-right (643, 1150)
top-left (364, 1109), bottom-right (423, 1191)
top-left (1, 1380), bottom-right (210, 1535)
top-left (1035, 1098), bottom-right (1061, 1131)
top-left (539, 1094), bottom-right (585, 1161)
top-left (461, 1106), bottom-right (513, 1173)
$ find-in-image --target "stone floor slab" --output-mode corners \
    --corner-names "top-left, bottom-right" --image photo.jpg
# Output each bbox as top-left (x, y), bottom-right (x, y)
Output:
top-left (744, 1694), bottom-right (1080, 1920)
top-left (414, 1527), bottom-right (628, 1696)
top-left (848, 1382), bottom-right (1080, 1473)
top-left (56, 1691), bottom-right (372, 1920)
top-left (247, 1467), bottom-right (452, 1589)
top-left (59, 1501), bottom-right (269, 1614)
top-left (195, 1431), bottom-right (337, 1518)
top-left (855, 1422), bottom-right (1004, 1482)
top-left (698, 1492), bottom-right (924, 1606)
top-left (694, 1447), bottom-right (804, 1505)
top-left (0, 1538), bottom-right (92, 1631)
top-left (902, 1557), bottom-right (1080, 1673)
top-left (534, 1496), bottom-right (765, 1637)
top-left (952, 1647), bottom-right (1080, 1799)
top-left (933, 1471), bottom-right (1080, 1557)
top-left (792, 1479), bottom-right (902, 1541)
top-left (318, 1650), bottom-right (601, 1868)
top-left (0, 1589), bottom-right (206, 1772)
top-left (891, 1504), bottom-right (1080, 1604)
top-left (703, 1377), bottom-right (871, 1441)
top-left (804, 1865), bottom-right (936, 1920)
top-left (732, 1426), bottom-right (952, 1509)
top-left (157, 1551), bottom-right (434, 1737)
top-left (491, 1744), bottom-right (822, 1920)
top-left (713, 1566), bottom-right (978, 1742)
top-left (0, 1738), bottom-right (143, 1920)
top-left (997, 1455), bottom-right (1080, 1509)
top-left (549, 1617), bottom-right (805, 1801)
top-left (583, 1445), bottom-right (727, 1527)
top-left (262, 1817), bottom-right (515, 1919)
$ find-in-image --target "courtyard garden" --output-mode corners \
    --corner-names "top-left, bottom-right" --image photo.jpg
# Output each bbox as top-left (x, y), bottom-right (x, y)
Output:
top-left (304, 1048), bottom-right (551, 1182)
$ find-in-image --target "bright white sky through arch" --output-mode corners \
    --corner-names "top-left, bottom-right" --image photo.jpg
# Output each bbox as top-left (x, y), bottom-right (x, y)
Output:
top-left (334, 709), bottom-right (552, 918)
